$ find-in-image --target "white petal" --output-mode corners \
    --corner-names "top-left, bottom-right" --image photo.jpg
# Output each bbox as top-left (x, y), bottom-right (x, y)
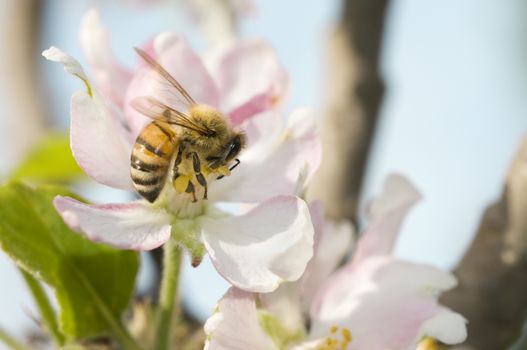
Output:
top-left (54, 196), bottom-right (172, 250)
top-left (80, 8), bottom-right (133, 107)
top-left (259, 283), bottom-right (304, 335)
top-left (210, 108), bottom-right (321, 202)
top-left (42, 46), bottom-right (88, 82)
top-left (238, 110), bottom-right (284, 159)
top-left (418, 307), bottom-right (467, 345)
top-left (201, 196), bottom-right (314, 292)
top-left (353, 174), bottom-right (421, 262)
top-left (289, 339), bottom-right (325, 350)
top-left (300, 201), bottom-right (354, 310)
top-left (367, 174), bottom-right (422, 222)
top-left (204, 288), bottom-right (276, 350)
top-left (43, 46), bottom-right (133, 190)
top-left (70, 91), bottom-right (134, 190)
top-left (311, 258), bottom-right (461, 350)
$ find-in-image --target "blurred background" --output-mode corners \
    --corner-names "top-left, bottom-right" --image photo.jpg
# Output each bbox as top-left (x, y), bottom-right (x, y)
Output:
top-left (1, 0), bottom-right (527, 348)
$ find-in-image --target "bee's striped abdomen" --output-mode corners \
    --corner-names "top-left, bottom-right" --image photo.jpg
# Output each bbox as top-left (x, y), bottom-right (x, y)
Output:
top-left (131, 121), bottom-right (176, 203)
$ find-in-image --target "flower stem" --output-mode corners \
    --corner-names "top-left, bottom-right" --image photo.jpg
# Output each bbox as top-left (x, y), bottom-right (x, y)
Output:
top-left (19, 269), bottom-right (65, 346)
top-left (154, 239), bottom-right (182, 350)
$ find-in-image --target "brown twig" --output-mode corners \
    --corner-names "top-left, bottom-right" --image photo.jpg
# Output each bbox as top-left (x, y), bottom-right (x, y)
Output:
top-left (307, 0), bottom-right (389, 222)
top-left (442, 135), bottom-right (527, 349)
top-left (1, 1), bottom-right (44, 172)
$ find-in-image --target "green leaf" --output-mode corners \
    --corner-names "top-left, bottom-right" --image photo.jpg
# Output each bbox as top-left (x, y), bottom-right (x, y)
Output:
top-left (0, 182), bottom-right (139, 340)
top-left (11, 134), bottom-right (84, 182)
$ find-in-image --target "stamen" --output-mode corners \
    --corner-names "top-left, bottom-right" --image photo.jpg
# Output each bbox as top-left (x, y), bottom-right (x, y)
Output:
top-left (318, 326), bottom-right (353, 350)
top-left (416, 337), bottom-right (440, 350)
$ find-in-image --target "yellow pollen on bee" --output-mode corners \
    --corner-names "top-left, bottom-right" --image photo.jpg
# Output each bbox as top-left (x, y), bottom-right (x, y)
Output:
top-left (317, 326), bottom-right (353, 350)
top-left (201, 167), bottom-right (211, 177)
top-left (174, 175), bottom-right (191, 193)
top-left (216, 166), bottom-right (231, 177)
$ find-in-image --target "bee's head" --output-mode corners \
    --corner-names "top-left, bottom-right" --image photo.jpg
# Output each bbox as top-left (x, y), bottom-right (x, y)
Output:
top-left (224, 132), bottom-right (246, 162)
top-left (206, 131), bottom-right (246, 170)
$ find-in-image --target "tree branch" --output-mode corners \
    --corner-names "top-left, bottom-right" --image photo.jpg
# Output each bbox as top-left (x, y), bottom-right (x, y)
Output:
top-left (308, 0), bottom-right (389, 222)
top-left (1, 0), bottom-right (44, 171)
top-left (442, 135), bottom-right (527, 349)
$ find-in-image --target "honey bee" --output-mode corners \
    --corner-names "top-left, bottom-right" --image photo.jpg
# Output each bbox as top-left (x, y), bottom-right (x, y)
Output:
top-left (130, 48), bottom-right (245, 203)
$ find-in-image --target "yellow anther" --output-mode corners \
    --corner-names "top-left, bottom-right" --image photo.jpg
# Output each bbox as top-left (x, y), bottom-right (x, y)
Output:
top-left (416, 337), bottom-right (440, 350)
top-left (341, 328), bottom-right (352, 342)
top-left (318, 326), bottom-right (353, 350)
top-left (326, 337), bottom-right (338, 347)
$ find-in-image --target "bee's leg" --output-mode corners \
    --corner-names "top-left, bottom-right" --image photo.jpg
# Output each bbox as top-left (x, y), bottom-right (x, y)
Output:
top-left (172, 143), bottom-right (187, 193)
top-left (191, 151), bottom-right (208, 200)
top-left (185, 181), bottom-right (197, 202)
top-left (172, 143), bottom-right (185, 180)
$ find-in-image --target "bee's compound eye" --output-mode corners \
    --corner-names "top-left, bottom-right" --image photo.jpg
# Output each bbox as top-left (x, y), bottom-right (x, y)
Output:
top-left (225, 136), bottom-right (242, 161)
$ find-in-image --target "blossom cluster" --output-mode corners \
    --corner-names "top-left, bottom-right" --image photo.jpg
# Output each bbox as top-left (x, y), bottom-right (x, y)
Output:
top-left (43, 9), bottom-right (468, 350)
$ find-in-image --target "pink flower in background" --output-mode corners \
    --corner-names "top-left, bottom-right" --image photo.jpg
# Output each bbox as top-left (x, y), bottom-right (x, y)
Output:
top-left (42, 9), bottom-right (320, 293)
top-left (204, 175), bottom-right (468, 349)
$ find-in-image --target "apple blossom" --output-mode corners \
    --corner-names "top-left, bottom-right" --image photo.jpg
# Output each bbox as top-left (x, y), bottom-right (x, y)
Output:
top-left (42, 9), bottom-right (320, 293)
top-left (204, 175), bottom-right (468, 349)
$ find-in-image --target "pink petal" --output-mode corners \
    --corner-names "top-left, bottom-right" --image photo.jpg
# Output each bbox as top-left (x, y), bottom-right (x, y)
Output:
top-left (201, 196), bottom-right (314, 293)
top-left (124, 33), bottom-right (220, 136)
top-left (204, 288), bottom-right (276, 350)
top-left (209, 108), bottom-right (321, 202)
top-left (205, 39), bottom-right (289, 125)
top-left (71, 91), bottom-right (134, 190)
top-left (236, 110), bottom-right (283, 160)
top-left (353, 174), bottom-right (421, 263)
top-left (54, 196), bottom-right (172, 250)
top-left (80, 9), bottom-right (133, 108)
top-left (310, 258), bottom-right (463, 350)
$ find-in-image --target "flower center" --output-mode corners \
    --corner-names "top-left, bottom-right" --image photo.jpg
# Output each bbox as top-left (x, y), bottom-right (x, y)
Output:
top-left (318, 325), bottom-right (353, 350)
top-left (257, 310), bottom-right (304, 349)
top-left (164, 185), bottom-right (206, 218)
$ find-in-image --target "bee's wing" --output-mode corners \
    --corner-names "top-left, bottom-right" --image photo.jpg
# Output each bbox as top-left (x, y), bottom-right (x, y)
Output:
top-left (131, 96), bottom-right (216, 137)
top-left (134, 47), bottom-right (196, 108)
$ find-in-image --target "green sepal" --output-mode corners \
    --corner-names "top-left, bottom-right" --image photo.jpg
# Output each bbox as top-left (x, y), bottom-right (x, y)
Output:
top-left (170, 218), bottom-right (205, 267)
